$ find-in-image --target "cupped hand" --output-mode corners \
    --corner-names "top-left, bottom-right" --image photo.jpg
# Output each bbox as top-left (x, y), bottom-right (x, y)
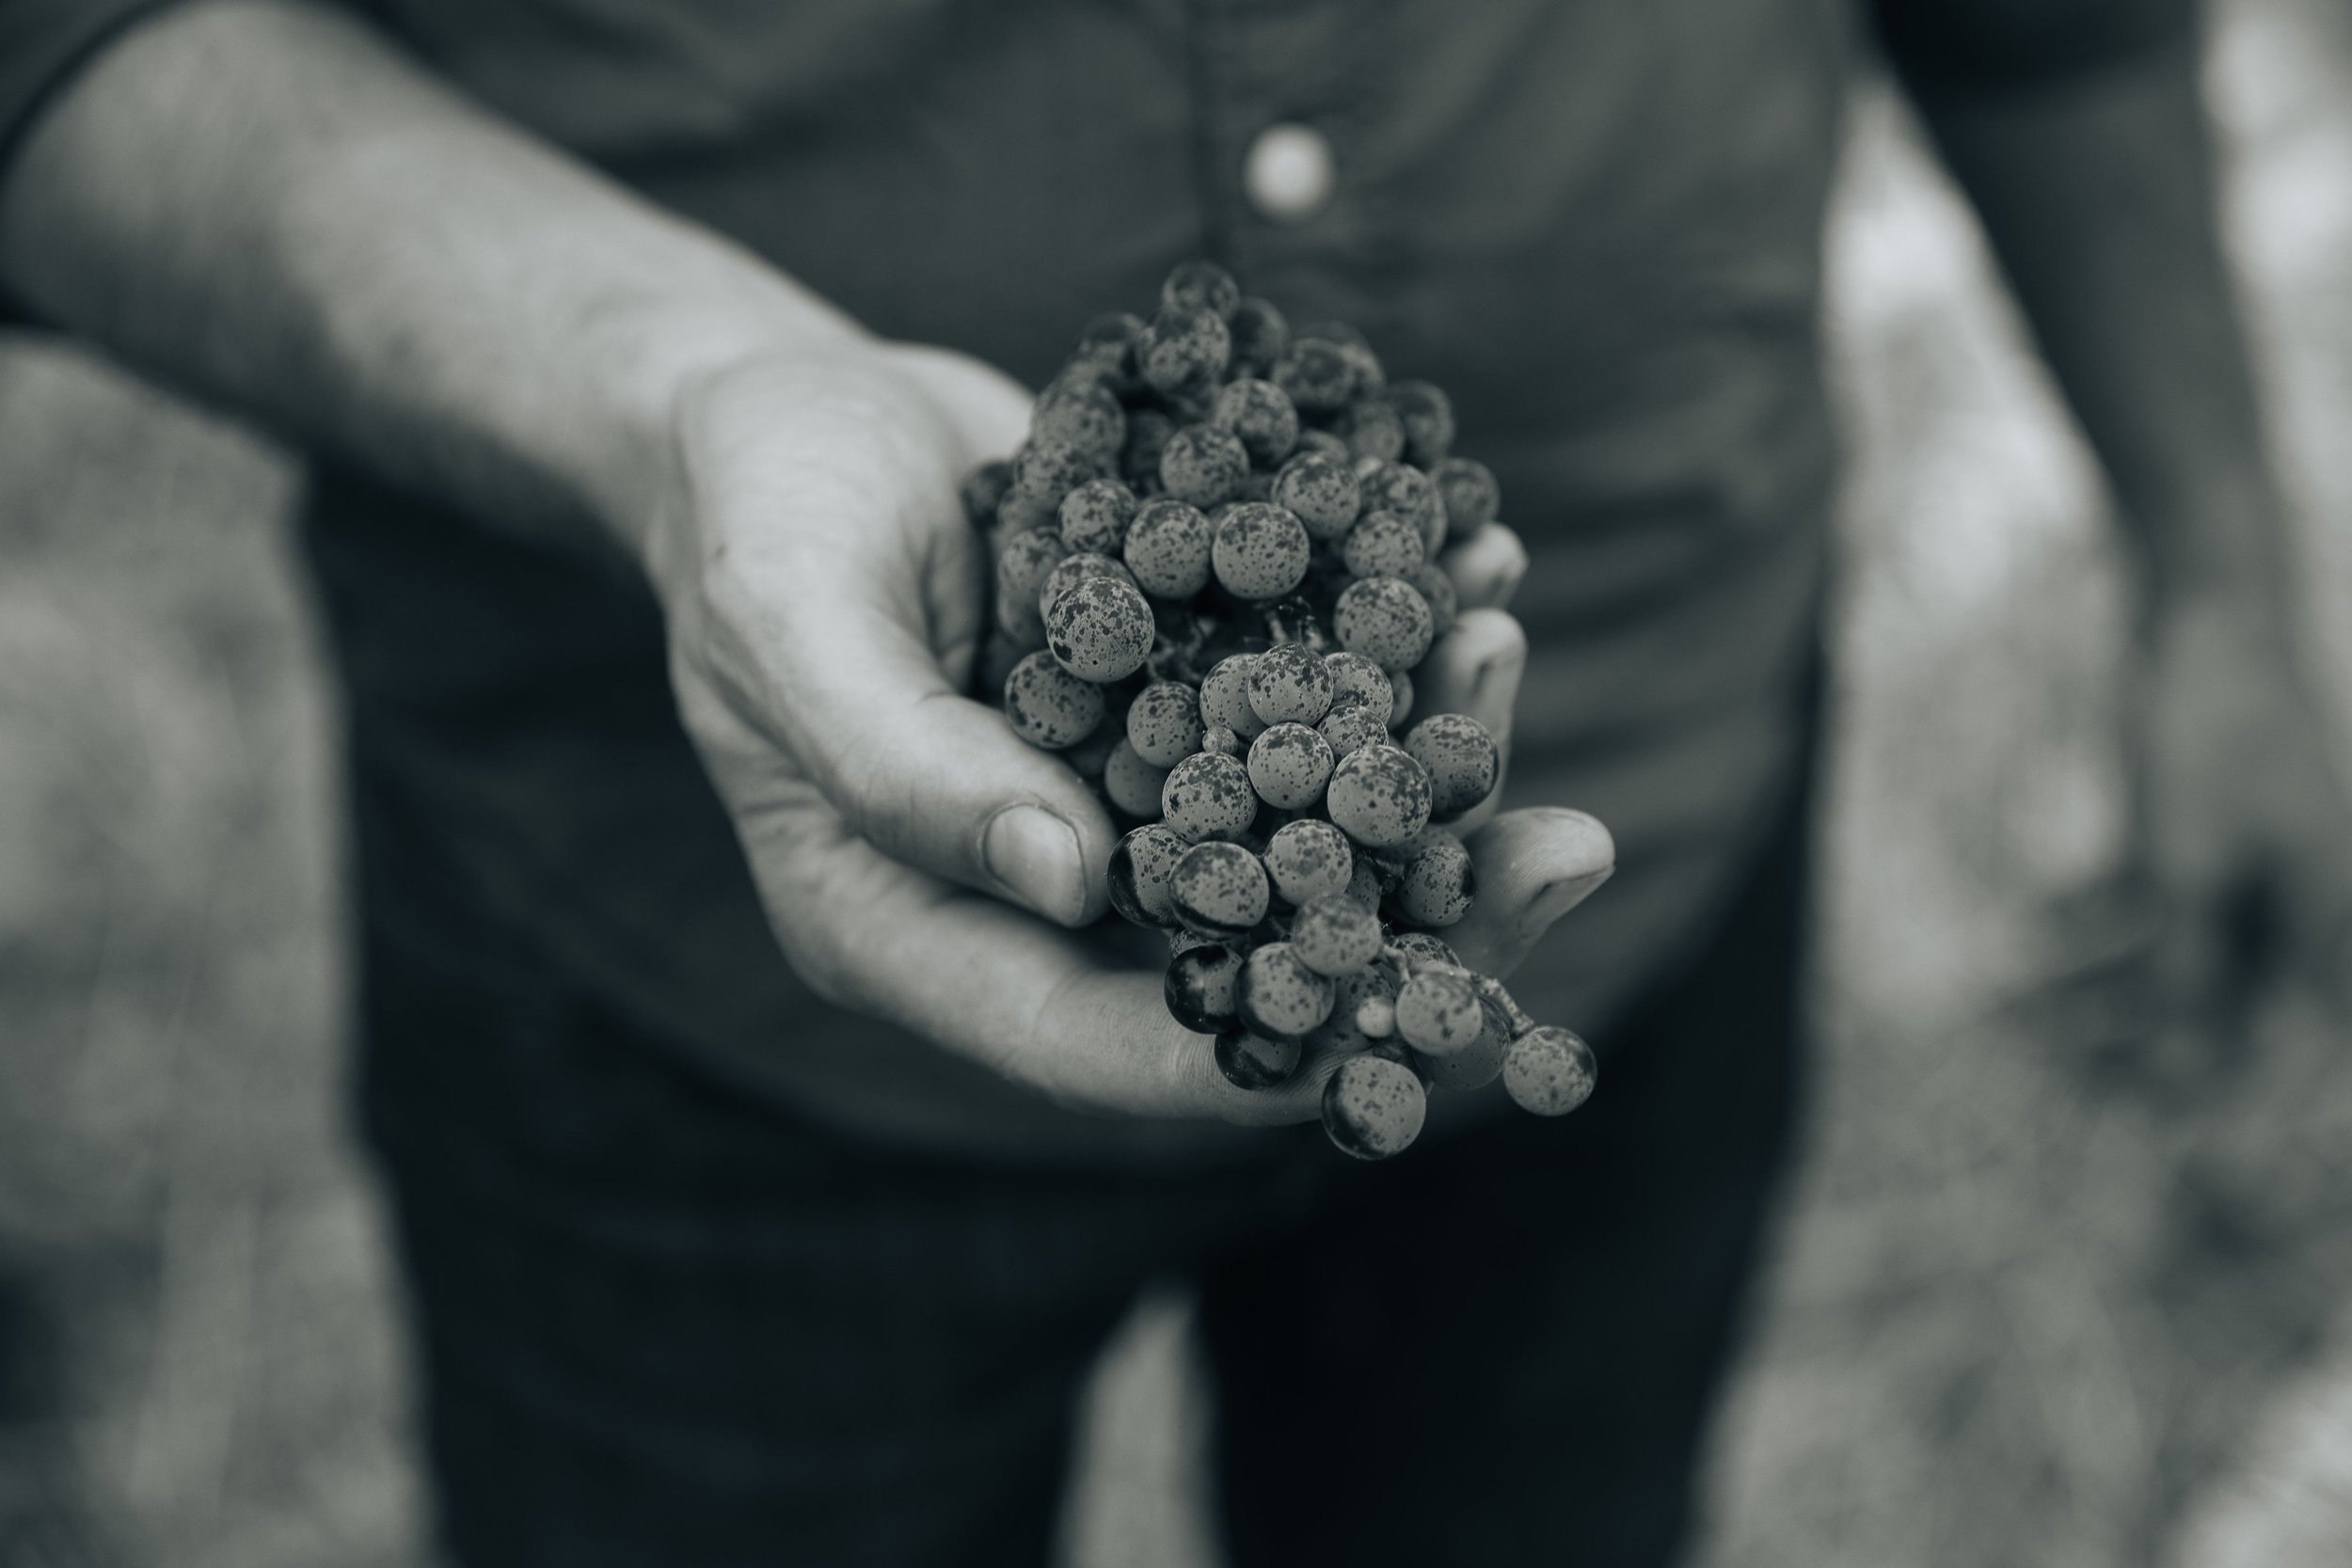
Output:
top-left (644, 341), bottom-right (1609, 1130)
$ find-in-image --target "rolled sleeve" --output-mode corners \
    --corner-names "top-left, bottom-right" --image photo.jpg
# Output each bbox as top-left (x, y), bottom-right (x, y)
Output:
top-left (1870, 0), bottom-right (2200, 94)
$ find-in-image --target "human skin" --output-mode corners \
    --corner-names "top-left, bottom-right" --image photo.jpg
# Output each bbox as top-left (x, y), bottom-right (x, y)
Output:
top-left (0, 0), bottom-right (1603, 1149)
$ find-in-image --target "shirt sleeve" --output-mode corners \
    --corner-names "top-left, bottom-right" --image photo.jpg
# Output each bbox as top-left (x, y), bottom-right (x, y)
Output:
top-left (1868, 0), bottom-right (2200, 93)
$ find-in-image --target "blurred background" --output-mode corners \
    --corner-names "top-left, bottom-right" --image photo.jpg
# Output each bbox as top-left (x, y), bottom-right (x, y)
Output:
top-left (3, 1), bottom-right (2349, 1563)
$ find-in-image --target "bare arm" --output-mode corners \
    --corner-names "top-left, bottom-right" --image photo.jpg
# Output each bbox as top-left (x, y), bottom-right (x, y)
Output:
top-left (0, 0), bottom-right (854, 558)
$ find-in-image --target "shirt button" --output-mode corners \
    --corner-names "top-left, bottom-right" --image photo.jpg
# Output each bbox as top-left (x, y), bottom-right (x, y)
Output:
top-left (1244, 123), bottom-right (1335, 223)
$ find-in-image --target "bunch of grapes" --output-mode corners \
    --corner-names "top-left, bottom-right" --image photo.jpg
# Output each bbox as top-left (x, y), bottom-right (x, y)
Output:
top-left (963, 261), bottom-right (1597, 1159)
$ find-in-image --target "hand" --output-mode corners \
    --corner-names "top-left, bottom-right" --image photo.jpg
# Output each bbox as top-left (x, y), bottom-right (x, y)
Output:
top-left (641, 338), bottom-right (1610, 1141)
top-left (2129, 588), bottom-right (2352, 1028)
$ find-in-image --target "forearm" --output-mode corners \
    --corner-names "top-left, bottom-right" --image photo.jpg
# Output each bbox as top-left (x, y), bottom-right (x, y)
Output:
top-left (0, 0), bottom-right (859, 559)
top-left (1911, 28), bottom-right (2283, 605)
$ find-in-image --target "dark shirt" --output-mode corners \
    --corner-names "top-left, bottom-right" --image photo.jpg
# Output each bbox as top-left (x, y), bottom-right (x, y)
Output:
top-left (0, 0), bottom-right (2191, 1150)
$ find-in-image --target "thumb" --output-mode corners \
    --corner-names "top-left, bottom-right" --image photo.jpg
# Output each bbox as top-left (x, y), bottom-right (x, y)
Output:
top-left (1443, 807), bottom-right (1616, 978)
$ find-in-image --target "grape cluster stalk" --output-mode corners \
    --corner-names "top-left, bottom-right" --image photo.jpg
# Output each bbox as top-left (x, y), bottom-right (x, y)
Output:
top-left (964, 261), bottom-right (1597, 1159)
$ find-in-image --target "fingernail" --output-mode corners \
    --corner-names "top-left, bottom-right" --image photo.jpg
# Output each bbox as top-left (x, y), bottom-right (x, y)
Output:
top-left (983, 804), bottom-right (1088, 925)
top-left (1520, 866), bottom-right (1613, 940)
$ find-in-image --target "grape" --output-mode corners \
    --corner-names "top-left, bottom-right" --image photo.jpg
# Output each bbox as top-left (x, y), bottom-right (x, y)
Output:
top-left (1404, 561), bottom-right (1459, 639)
top-left (1333, 577), bottom-right (1436, 671)
top-left (1200, 725), bottom-right (1244, 758)
top-left (993, 527), bottom-right (1065, 642)
top-left (1394, 968), bottom-right (1483, 1056)
top-left (1216, 1027), bottom-right (1301, 1090)
top-left (1269, 450), bottom-right (1361, 541)
top-left (1321, 1053), bottom-right (1426, 1160)
top-left (1263, 818), bottom-right (1355, 905)
top-left (1342, 510), bottom-right (1425, 579)
top-left (1127, 681), bottom-right (1205, 768)
top-left (1171, 840), bottom-right (1270, 938)
top-left (1236, 942), bottom-right (1337, 1039)
top-left (1002, 650), bottom-right (1104, 749)
top-left (1227, 296), bottom-right (1289, 376)
top-left (1065, 723), bottom-right (1120, 780)
top-left (1161, 752), bottom-right (1258, 844)
top-left (1198, 654), bottom-right (1268, 739)
top-left (1340, 397), bottom-right (1406, 464)
top-left (1211, 502), bottom-right (1311, 602)
top-left (1404, 713), bottom-right (1499, 819)
top-left (1074, 309), bottom-right (1145, 382)
top-left (1388, 380), bottom-right (1455, 467)
top-left (1122, 498), bottom-right (1214, 598)
top-left (1247, 642), bottom-right (1334, 726)
top-left (1109, 823), bottom-right (1186, 926)
top-left (1045, 574), bottom-right (1155, 683)
top-left (1432, 456), bottom-right (1499, 541)
top-left (1037, 551), bottom-right (1137, 619)
top-left (1003, 441), bottom-right (1103, 532)
top-left (1104, 739), bottom-right (1170, 817)
top-left (1356, 994), bottom-right (1397, 1038)
top-left (1058, 478), bottom-right (1138, 555)
top-left (1390, 931), bottom-right (1462, 971)
top-left (1210, 378), bottom-right (1300, 467)
top-left (1291, 894), bottom-right (1382, 976)
top-left (1417, 1021), bottom-right (1507, 1091)
top-left (1246, 722), bottom-right (1335, 811)
top-left (1359, 462), bottom-right (1438, 546)
top-left (1299, 323), bottom-right (1386, 396)
top-left (1324, 652), bottom-right (1391, 712)
top-left (961, 459), bottom-right (1013, 529)
top-left (1396, 830), bottom-right (1474, 927)
top-left (1121, 408), bottom-right (1178, 492)
top-left (1344, 854), bottom-right (1386, 910)
top-left (1270, 336), bottom-right (1357, 415)
top-left (1502, 1026), bottom-right (1597, 1116)
top-left (1327, 743), bottom-right (1433, 848)
top-left (1162, 260), bottom-right (1241, 321)
top-left (1141, 305), bottom-right (1232, 393)
top-left (1033, 378), bottom-right (1126, 461)
top-left (1160, 424), bottom-right (1250, 509)
top-left (1166, 943), bottom-right (1244, 1033)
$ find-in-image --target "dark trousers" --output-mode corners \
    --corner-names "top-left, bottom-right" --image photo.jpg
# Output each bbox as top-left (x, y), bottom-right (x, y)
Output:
top-left (360, 794), bottom-right (1810, 1568)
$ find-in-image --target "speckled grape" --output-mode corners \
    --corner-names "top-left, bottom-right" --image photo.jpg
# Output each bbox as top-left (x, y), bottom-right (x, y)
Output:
top-left (1037, 551), bottom-right (1136, 620)
top-left (1271, 337), bottom-right (1358, 416)
top-left (1405, 561), bottom-right (1458, 638)
top-left (1246, 722), bottom-right (1334, 811)
top-left (1263, 819), bottom-right (1355, 906)
top-left (1121, 499), bottom-right (1214, 598)
top-left (1165, 943), bottom-right (1244, 1034)
top-left (1104, 739), bottom-right (1170, 817)
top-left (1210, 378), bottom-right (1299, 467)
top-left (1359, 461), bottom-right (1438, 546)
top-left (1159, 425), bottom-right (1250, 508)
top-left (1341, 398), bottom-right (1406, 464)
top-left (1161, 260), bottom-right (1240, 321)
top-left (1057, 478), bottom-right (1137, 555)
top-left (1342, 510), bottom-right (1426, 579)
top-left (1126, 682), bottom-right (1204, 768)
top-left (1320, 1053), bottom-right (1426, 1161)
top-left (1403, 714), bottom-right (1500, 819)
top-left (994, 527), bottom-right (1065, 641)
top-left (1290, 895), bottom-right (1382, 977)
top-left (1333, 577), bottom-right (1435, 672)
top-left (1033, 379), bottom-right (1126, 462)
top-left (1201, 725), bottom-right (1244, 758)
top-left (1394, 969), bottom-right (1483, 1056)
top-left (1045, 574), bottom-right (1154, 682)
top-left (1002, 650), bottom-right (1103, 749)
top-left (1121, 409), bottom-right (1177, 492)
top-left (1235, 942), bottom-right (1336, 1040)
top-left (1171, 840), bottom-right (1269, 938)
top-left (1001, 441), bottom-right (1103, 532)
top-left (1212, 502), bottom-right (1311, 602)
top-left (1390, 931), bottom-right (1462, 972)
top-left (1503, 1026), bottom-right (1597, 1117)
top-left (1433, 456), bottom-right (1499, 541)
top-left (1397, 831), bottom-right (1474, 927)
top-left (1109, 823), bottom-right (1186, 926)
top-left (1327, 743), bottom-right (1433, 848)
top-left (1269, 451), bottom-right (1361, 541)
top-left (1226, 296), bottom-right (1289, 376)
top-left (1246, 642), bottom-right (1333, 727)
top-left (1160, 752), bottom-right (1258, 845)
top-left (1141, 305), bottom-right (1232, 393)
